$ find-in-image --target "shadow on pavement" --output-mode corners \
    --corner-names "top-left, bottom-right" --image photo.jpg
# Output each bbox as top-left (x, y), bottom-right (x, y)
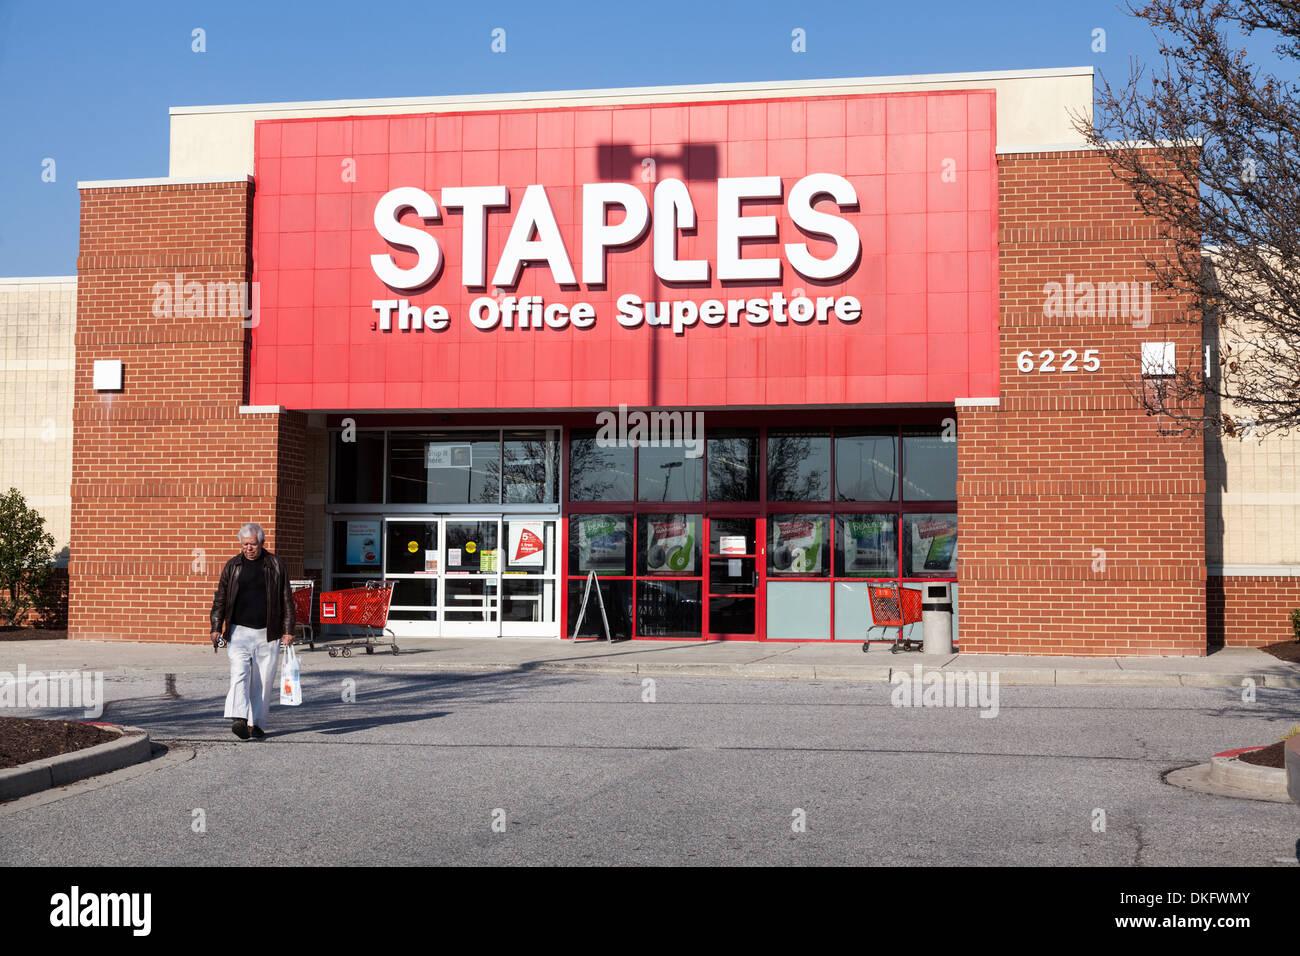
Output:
top-left (86, 666), bottom-right (590, 739)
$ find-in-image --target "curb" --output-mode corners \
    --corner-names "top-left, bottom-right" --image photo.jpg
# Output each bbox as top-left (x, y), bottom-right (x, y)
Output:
top-left (1208, 753), bottom-right (1289, 798)
top-left (1166, 762), bottom-right (1291, 803)
top-left (1057, 668), bottom-right (1182, 686)
top-left (375, 659), bottom-right (1293, 688)
top-left (1288, 736), bottom-right (1300, 805)
top-left (0, 724), bottom-right (152, 802)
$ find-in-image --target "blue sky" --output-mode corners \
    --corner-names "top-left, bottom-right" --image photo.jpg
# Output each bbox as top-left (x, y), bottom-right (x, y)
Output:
top-left (0, 0), bottom-right (1185, 275)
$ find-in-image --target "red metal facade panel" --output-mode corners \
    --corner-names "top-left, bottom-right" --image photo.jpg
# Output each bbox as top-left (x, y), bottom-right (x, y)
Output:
top-left (250, 90), bottom-right (999, 409)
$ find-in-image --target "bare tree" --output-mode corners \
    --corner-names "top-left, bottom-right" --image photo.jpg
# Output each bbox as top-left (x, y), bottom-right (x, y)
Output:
top-left (1076, 1), bottom-right (1300, 437)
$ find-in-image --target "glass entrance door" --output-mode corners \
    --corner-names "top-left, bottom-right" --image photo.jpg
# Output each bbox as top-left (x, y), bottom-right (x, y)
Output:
top-left (384, 519), bottom-right (443, 637)
top-left (441, 517), bottom-right (502, 637)
top-left (383, 516), bottom-right (559, 638)
top-left (705, 517), bottom-right (760, 639)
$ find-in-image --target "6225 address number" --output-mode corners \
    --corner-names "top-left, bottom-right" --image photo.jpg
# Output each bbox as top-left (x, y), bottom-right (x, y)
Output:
top-left (1017, 349), bottom-right (1100, 373)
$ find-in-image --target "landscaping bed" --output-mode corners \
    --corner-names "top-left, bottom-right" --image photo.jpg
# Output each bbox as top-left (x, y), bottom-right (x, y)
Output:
top-left (0, 627), bottom-right (68, 642)
top-left (1261, 639), bottom-right (1300, 664)
top-left (1236, 740), bottom-right (1286, 769)
top-left (0, 716), bottom-right (118, 770)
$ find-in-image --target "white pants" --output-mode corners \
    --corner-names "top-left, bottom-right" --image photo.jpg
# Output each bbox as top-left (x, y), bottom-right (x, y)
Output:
top-left (223, 625), bottom-right (281, 728)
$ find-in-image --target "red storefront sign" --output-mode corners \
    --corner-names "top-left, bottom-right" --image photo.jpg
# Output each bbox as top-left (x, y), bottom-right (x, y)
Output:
top-left (250, 91), bottom-right (998, 409)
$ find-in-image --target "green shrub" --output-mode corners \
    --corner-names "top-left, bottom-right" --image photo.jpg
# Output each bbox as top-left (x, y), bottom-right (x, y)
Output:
top-left (0, 488), bottom-right (57, 626)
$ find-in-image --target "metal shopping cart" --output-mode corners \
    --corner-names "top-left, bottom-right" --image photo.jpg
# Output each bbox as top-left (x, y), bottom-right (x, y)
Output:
top-left (863, 582), bottom-right (924, 654)
top-left (317, 581), bottom-right (400, 657)
top-left (290, 579), bottom-right (315, 649)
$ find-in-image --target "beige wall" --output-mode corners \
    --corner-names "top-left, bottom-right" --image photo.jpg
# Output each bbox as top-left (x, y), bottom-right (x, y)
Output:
top-left (1205, 428), bottom-right (1300, 568)
top-left (0, 277), bottom-right (75, 560)
top-left (167, 67), bottom-right (1095, 179)
top-left (1203, 253), bottom-right (1300, 570)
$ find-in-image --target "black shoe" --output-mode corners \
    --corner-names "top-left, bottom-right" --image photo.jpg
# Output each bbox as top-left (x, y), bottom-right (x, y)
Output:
top-left (250, 725), bottom-right (265, 739)
top-left (231, 718), bottom-right (251, 740)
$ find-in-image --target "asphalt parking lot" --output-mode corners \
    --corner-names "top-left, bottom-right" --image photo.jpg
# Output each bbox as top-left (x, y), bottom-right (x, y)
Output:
top-left (2, 667), bottom-right (1296, 866)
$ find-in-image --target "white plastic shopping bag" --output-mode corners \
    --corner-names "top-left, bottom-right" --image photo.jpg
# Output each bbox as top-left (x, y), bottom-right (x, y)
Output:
top-left (280, 645), bottom-right (302, 706)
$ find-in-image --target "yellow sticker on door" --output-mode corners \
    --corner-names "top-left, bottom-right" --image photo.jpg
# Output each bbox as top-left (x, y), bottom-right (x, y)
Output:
top-left (407, 540), bottom-right (419, 553)
top-left (466, 541), bottom-right (477, 554)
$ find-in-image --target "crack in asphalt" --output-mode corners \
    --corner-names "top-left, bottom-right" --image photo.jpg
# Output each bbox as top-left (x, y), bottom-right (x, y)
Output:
top-left (1129, 821), bottom-right (1148, 866)
top-left (151, 737), bottom-right (1199, 760)
top-left (93, 696), bottom-right (1300, 713)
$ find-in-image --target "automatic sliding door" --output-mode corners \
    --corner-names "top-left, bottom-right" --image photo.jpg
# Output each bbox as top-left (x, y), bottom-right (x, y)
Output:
top-left (442, 518), bottom-right (502, 637)
top-left (383, 519), bottom-right (442, 637)
top-left (380, 515), bottom-right (559, 639)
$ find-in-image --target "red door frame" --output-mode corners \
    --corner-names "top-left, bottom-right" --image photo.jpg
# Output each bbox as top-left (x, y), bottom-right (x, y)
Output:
top-left (703, 514), bottom-right (764, 641)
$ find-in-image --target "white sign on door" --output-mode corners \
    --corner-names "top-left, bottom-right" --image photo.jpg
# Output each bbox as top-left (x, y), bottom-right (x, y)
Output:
top-left (719, 535), bottom-right (747, 556)
top-left (508, 521), bottom-right (546, 568)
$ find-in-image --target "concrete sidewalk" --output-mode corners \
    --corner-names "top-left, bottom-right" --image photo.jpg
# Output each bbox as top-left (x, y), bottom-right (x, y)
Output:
top-left (1, 637), bottom-right (1297, 688)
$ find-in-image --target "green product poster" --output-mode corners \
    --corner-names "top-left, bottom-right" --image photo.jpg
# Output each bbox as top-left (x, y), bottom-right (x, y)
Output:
top-left (645, 515), bottom-right (696, 573)
top-left (578, 515), bottom-right (628, 571)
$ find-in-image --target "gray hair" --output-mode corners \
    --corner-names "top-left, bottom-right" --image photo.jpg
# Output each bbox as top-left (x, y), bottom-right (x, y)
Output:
top-left (237, 522), bottom-right (265, 544)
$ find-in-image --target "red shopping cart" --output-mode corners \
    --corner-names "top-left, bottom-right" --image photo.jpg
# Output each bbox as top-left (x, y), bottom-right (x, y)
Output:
top-left (290, 580), bottom-right (315, 649)
top-left (863, 582), bottom-right (924, 654)
top-left (317, 581), bottom-right (400, 657)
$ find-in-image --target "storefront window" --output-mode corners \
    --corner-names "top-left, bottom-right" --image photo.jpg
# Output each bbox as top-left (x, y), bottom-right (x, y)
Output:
top-left (387, 430), bottom-right (501, 504)
top-left (637, 514), bottom-right (703, 575)
top-left (569, 429), bottom-right (634, 501)
top-left (330, 519), bottom-right (384, 575)
top-left (636, 580), bottom-right (702, 637)
top-left (503, 429), bottom-right (559, 503)
top-left (568, 513), bottom-right (633, 576)
top-left (566, 579), bottom-right (633, 639)
top-left (637, 443), bottom-right (703, 502)
top-left (558, 422), bottom-right (956, 640)
top-left (835, 431), bottom-right (898, 501)
top-left (835, 514), bottom-right (898, 576)
top-left (707, 429), bottom-right (759, 501)
top-left (768, 429), bottom-right (831, 501)
top-left (329, 430), bottom-right (384, 503)
top-left (902, 513), bottom-right (958, 577)
top-left (767, 513), bottom-right (831, 577)
top-left (902, 430), bottom-right (957, 501)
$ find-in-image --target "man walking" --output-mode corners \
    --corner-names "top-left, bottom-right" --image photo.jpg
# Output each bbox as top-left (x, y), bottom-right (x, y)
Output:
top-left (210, 523), bottom-right (295, 739)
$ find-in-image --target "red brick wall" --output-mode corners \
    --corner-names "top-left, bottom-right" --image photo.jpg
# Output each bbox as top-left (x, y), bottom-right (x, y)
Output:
top-left (957, 150), bottom-right (1206, 656)
top-left (1208, 575), bottom-right (1300, 647)
top-left (71, 181), bottom-right (305, 644)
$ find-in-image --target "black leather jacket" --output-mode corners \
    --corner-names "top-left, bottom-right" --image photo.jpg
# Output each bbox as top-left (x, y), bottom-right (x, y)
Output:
top-left (210, 550), bottom-right (295, 642)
